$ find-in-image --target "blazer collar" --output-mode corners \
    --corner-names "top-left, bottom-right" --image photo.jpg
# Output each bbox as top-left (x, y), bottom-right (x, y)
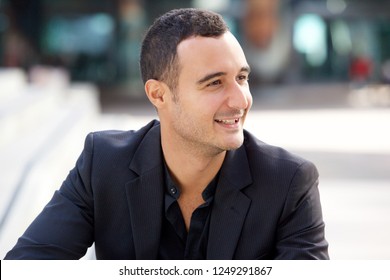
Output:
top-left (125, 122), bottom-right (253, 259)
top-left (125, 123), bottom-right (164, 259)
top-left (129, 121), bottom-right (162, 175)
top-left (207, 145), bottom-right (253, 259)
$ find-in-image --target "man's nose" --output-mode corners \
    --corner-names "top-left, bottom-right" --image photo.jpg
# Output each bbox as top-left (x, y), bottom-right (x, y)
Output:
top-left (227, 83), bottom-right (251, 110)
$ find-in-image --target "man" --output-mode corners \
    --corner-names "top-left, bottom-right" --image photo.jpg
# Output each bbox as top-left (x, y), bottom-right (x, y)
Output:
top-left (5, 8), bottom-right (329, 260)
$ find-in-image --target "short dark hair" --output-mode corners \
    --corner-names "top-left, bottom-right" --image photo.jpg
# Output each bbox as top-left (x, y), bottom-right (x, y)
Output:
top-left (140, 8), bottom-right (229, 91)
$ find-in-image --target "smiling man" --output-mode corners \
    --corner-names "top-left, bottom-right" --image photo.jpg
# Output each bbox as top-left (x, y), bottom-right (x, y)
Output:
top-left (5, 8), bottom-right (329, 260)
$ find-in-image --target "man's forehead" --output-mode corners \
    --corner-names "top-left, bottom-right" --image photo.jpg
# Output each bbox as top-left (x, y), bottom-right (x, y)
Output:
top-left (178, 31), bottom-right (234, 47)
top-left (177, 32), bottom-right (246, 60)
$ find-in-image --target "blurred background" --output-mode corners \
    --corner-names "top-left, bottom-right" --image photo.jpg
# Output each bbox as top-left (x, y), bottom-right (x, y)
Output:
top-left (0, 0), bottom-right (389, 259)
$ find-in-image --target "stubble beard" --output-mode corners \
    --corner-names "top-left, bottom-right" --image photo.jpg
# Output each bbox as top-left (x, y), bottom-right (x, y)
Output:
top-left (169, 93), bottom-right (246, 158)
top-left (172, 112), bottom-right (245, 158)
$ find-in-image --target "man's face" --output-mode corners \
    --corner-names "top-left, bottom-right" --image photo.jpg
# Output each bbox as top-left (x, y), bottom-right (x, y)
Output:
top-left (162, 32), bottom-right (252, 156)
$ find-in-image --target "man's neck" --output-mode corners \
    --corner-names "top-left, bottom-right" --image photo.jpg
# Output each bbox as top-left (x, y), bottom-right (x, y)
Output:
top-left (161, 127), bottom-right (226, 231)
top-left (161, 137), bottom-right (225, 196)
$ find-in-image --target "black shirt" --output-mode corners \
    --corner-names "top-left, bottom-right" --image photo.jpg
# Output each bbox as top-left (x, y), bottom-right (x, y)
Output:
top-left (158, 164), bottom-right (218, 259)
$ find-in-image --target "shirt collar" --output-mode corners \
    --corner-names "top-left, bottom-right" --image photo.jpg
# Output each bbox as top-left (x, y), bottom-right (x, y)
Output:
top-left (163, 161), bottom-right (219, 202)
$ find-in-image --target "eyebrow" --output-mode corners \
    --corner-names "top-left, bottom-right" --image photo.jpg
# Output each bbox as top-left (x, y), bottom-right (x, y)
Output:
top-left (196, 66), bottom-right (251, 85)
top-left (241, 65), bottom-right (251, 74)
top-left (196, 72), bottom-right (226, 85)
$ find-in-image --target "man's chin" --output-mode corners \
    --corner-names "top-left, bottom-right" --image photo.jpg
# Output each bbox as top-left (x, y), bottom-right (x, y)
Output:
top-left (221, 137), bottom-right (244, 151)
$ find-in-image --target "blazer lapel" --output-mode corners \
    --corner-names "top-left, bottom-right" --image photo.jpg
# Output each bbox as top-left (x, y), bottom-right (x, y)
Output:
top-left (125, 124), bottom-right (164, 259)
top-left (123, 122), bottom-right (253, 259)
top-left (207, 146), bottom-right (253, 259)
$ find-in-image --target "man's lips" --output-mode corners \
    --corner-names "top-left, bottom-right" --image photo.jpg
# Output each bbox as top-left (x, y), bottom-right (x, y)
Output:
top-left (214, 109), bottom-right (245, 125)
top-left (214, 118), bottom-right (240, 125)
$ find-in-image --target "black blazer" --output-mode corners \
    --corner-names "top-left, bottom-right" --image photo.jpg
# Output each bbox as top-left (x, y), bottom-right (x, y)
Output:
top-left (5, 120), bottom-right (329, 259)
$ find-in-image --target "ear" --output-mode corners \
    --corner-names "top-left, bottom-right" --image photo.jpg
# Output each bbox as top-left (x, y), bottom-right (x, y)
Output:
top-left (144, 79), bottom-right (167, 109)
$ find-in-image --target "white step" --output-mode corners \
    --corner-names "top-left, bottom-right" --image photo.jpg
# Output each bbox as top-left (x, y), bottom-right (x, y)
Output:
top-left (0, 82), bottom-right (100, 258)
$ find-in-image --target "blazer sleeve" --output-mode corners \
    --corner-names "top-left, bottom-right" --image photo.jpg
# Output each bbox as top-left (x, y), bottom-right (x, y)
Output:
top-left (274, 161), bottom-right (329, 260)
top-left (4, 133), bottom-right (96, 260)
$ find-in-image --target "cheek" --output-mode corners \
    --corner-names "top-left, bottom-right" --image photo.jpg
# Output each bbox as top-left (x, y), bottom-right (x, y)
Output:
top-left (192, 96), bottom-right (221, 115)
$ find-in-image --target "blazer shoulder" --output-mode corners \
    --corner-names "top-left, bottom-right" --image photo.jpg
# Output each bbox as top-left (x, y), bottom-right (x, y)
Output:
top-left (85, 119), bottom-right (160, 152)
top-left (243, 130), bottom-right (318, 175)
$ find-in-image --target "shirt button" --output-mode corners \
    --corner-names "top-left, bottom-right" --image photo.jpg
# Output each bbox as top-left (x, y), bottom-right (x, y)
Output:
top-left (170, 187), bottom-right (177, 194)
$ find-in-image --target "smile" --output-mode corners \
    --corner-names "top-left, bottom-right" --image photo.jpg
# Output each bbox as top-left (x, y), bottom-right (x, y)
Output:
top-left (214, 118), bottom-right (239, 125)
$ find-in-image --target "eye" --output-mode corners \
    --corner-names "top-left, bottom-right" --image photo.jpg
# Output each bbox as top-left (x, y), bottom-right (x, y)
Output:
top-left (207, 79), bottom-right (222, 87)
top-left (237, 74), bottom-right (249, 83)
top-left (239, 74), bottom-right (249, 80)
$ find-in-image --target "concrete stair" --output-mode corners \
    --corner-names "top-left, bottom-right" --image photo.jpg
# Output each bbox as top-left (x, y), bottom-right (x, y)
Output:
top-left (0, 67), bottom-right (100, 258)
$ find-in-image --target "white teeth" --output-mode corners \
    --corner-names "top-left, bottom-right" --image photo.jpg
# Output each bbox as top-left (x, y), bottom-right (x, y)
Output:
top-left (216, 119), bottom-right (238, 124)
